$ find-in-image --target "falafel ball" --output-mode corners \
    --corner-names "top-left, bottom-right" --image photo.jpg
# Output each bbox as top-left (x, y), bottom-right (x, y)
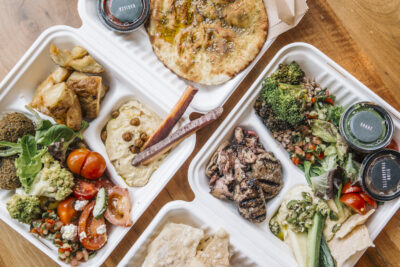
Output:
top-left (0, 112), bottom-right (35, 142)
top-left (0, 156), bottom-right (20, 190)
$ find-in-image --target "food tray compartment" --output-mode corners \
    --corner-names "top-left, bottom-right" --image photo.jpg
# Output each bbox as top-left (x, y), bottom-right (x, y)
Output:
top-left (0, 26), bottom-right (195, 267)
top-left (188, 42), bottom-right (400, 267)
top-left (118, 200), bottom-right (281, 267)
top-left (77, 0), bottom-right (307, 112)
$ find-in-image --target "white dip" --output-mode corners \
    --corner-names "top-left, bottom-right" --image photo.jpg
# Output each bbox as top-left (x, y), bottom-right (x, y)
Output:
top-left (105, 99), bottom-right (165, 187)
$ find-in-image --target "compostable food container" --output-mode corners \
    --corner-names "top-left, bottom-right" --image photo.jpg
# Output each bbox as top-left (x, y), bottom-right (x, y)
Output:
top-left (182, 43), bottom-right (400, 267)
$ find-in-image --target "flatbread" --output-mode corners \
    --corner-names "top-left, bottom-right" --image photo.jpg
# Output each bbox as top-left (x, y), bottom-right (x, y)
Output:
top-left (328, 225), bottom-right (374, 267)
top-left (335, 209), bottom-right (375, 239)
top-left (189, 228), bottom-right (231, 267)
top-left (146, 0), bottom-right (268, 85)
top-left (143, 223), bottom-right (204, 267)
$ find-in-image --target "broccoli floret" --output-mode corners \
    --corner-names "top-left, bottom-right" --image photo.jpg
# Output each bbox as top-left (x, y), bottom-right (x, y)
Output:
top-left (271, 61), bottom-right (305, 84)
top-left (6, 194), bottom-right (41, 224)
top-left (260, 77), bottom-right (308, 128)
top-left (27, 153), bottom-right (74, 201)
top-left (271, 61), bottom-right (305, 85)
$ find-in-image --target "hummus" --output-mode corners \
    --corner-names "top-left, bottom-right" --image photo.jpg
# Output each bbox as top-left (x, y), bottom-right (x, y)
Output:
top-left (105, 99), bottom-right (165, 187)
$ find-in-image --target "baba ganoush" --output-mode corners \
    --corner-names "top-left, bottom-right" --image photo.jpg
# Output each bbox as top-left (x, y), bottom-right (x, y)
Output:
top-left (105, 99), bottom-right (166, 186)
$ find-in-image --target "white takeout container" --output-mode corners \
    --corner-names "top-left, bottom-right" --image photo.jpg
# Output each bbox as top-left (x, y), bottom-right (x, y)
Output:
top-left (120, 43), bottom-right (400, 267)
top-left (77, 0), bottom-right (308, 113)
top-left (118, 200), bottom-right (282, 267)
top-left (0, 24), bottom-right (195, 267)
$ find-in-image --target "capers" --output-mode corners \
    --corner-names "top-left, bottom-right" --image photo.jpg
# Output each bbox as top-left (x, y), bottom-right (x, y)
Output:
top-left (130, 117), bottom-right (140, 126)
top-left (287, 200), bottom-right (298, 210)
top-left (269, 220), bottom-right (281, 237)
top-left (111, 110), bottom-right (120, 118)
top-left (316, 200), bottom-right (330, 217)
top-left (302, 192), bottom-right (313, 203)
top-left (122, 132), bottom-right (133, 142)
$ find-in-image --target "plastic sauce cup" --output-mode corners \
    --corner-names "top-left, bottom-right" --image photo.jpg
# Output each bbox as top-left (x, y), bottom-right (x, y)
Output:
top-left (339, 102), bottom-right (394, 153)
top-left (97, 0), bottom-right (150, 33)
top-left (361, 149), bottom-right (400, 201)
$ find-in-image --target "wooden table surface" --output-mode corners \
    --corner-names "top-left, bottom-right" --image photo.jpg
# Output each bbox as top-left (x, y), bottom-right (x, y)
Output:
top-left (0, 0), bottom-right (399, 266)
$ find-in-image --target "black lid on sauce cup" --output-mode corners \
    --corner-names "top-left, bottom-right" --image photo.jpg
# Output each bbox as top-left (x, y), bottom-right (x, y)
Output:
top-left (339, 102), bottom-right (394, 154)
top-left (97, 0), bottom-right (150, 33)
top-left (361, 149), bottom-right (400, 201)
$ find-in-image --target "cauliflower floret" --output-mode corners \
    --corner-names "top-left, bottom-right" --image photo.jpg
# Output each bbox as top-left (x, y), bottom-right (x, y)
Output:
top-left (27, 153), bottom-right (74, 201)
top-left (6, 194), bottom-right (41, 224)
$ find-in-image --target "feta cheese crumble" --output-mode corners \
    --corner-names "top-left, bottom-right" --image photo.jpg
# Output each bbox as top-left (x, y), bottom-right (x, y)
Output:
top-left (79, 231), bottom-right (87, 241)
top-left (96, 224), bottom-right (107, 235)
top-left (74, 200), bottom-right (88, 211)
top-left (61, 224), bottom-right (77, 241)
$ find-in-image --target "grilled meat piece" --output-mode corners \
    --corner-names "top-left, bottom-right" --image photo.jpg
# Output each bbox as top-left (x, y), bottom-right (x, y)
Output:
top-left (206, 126), bottom-right (283, 223)
top-left (210, 176), bottom-right (234, 200)
top-left (233, 178), bottom-right (266, 223)
top-left (251, 152), bottom-right (283, 200)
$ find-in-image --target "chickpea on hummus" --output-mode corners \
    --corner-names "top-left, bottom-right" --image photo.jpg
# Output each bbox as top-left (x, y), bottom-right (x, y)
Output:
top-left (104, 99), bottom-right (166, 186)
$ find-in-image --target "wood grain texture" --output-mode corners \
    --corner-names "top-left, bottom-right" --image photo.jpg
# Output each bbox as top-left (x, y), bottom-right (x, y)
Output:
top-left (0, 0), bottom-right (398, 266)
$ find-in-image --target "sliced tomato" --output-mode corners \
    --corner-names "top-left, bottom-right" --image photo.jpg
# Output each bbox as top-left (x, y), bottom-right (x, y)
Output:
top-left (341, 182), bottom-right (362, 194)
top-left (104, 186), bottom-right (132, 227)
top-left (318, 151), bottom-right (325, 160)
top-left (67, 148), bottom-right (90, 175)
top-left (80, 151), bottom-right (106, 180)
top-left (386, 139), bottom-right (399, 151)
top-left (97, 176), bottom-right (115, 190)
top-left (73, 179), bottom-right (99, 200)
top-left (57, 197), bottom-right (78, 224)
top-left (359, 192), bottom-right (378, 209)
top-left (340, 193), bottom-right (366, 214)
top-left (78, 201), bottom-right (107, 251)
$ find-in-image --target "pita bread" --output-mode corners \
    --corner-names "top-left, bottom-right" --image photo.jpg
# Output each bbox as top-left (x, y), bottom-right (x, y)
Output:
top-left (146, 0), bottom-right (268, 85)
top-left (143, 223), bottom-right (204, 267)
top-left (189, 228), bottom-right (231, 267)
top-left (328, 225), bottom-right (374, 267)
top-left (335, 209), bottom-right (375, 239)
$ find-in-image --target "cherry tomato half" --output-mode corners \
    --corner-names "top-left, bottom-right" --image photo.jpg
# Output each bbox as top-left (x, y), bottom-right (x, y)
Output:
top-left (67, 148), bottom-right (90, 175)
top-left (386, 139), bottom-right (399, 151)
top-left (57, 197), bottom-right (78, 224)
top-left (104, 186), bottom-right (132, 227)
top-left (78, 201), bottom-right (107, 251)
top-left (359, 192), bottom-right (378, 209)
top-left (73, 178), bottom-right (100, 200)
top-left (341, 182), bottom-right (362, 194)
top-left (340, 193), bottom-right (366, 214)
top-left (80, 151), bottom-right (106, 180)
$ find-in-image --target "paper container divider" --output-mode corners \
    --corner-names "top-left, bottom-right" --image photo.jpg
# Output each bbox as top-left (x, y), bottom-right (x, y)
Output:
top-left (185, 42), bottom-right (400, 267)
top-left (0, 24), bottom-right (196, 267)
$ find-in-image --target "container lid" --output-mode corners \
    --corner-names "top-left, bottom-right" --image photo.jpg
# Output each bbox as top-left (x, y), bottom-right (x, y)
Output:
top-left (361, 149), bottom-right (400, 201)
top-left (97, 0), bottom-right (150, 32)
top-left (340, 102), bottom-right (394, 153)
